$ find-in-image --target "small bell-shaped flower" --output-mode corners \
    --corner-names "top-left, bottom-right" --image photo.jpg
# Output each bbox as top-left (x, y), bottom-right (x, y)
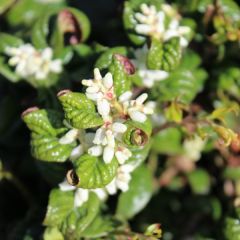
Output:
top-left (120, 92), bottom-right (154, 123)
top-left (82, 68), bottom-right (115, 118)
top-left (59, 179), bottom-right (107, 207)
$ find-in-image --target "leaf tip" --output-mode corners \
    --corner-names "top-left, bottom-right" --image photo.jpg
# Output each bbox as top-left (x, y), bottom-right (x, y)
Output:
top-left (57, 89), bottom-right (72, 97)
top-left (21, 107), bottom-right (39, 118)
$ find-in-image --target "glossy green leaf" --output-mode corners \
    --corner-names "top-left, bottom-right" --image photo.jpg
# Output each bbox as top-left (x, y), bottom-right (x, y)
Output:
top-left (161, 37), bottom-right (182, 72)
top-left (95, 47), bottom-right (128, 70)
top-left (22, 108), bottom-right (74, 162)
top-left (116, 165), bottom-right (153, 219)
top-left (74, 154), bottom-right (118, 189)
top-left (43, 227), bottom-right (64, 240)
top-left (109, 55), bottom-right (132, 96)
top-left (6, 0), bottom-right (63, 27)
top-left (32, 10), bottom-right (54, 49)
top-left (61, 192), bottom-right (100, 238)
top-left (81, 215), bottom-right (114, 238)
top-left (58, 91), bottom-right (103, 129)
top-left (147, 37), bottom-right (163, 70)
top-left (154, 50), bottom-right (207, 104)
top-left (32, 7), bottom-right (90, 52)
top-left (44, 189), bottom-right (74, 227)
top-left (126, 143), bottom-right (151, 167)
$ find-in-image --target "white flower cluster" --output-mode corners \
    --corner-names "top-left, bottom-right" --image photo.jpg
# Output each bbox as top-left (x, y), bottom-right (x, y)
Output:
top-left (5, 44), bottom-right (62, 80)
top-left (59, 163), bottom-right (136, 207)
top-left (82, 68), bottom-right (153, 164)
top-left (135, 4), bottom-right (191, 47)
top-left (131, 45), bottom-right (169, 88)
top-left (58, 68), bottom-right (154, 207)
top-left (183, 135), bottom-right (206, 161)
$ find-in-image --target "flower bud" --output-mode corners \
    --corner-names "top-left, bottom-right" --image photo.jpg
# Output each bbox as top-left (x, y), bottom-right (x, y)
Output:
top-left (114, 54), bottom-right (135, 75)
top-left (66, 169), bottom-right (79, 186)
top-left (131, 129), bottom-right (148, 146)
top-left (57, 9), bottom-right (81, 45)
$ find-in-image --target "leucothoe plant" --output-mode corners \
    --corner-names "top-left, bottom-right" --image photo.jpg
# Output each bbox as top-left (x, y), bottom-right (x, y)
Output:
top-left (2, 0), bottom-right (240, 239)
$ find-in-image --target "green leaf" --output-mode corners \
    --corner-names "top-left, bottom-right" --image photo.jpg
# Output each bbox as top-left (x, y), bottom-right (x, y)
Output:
top-left (43, 227), bottom-right (64, 240)
top-left (74, 154), bottom-right (118, 189)
top-left (0, 33), bottom-right (23, 53)
top-left (154, 51), bottom-right (207, 104)
top-left (61, 192), bottom-right (100, 238)
top-left (44, 189), bottom-right (74, 227)
top-left (187, 169), bottom-right (211, 194)
top-left (109, 55), bottom-right (131, 96)
top-left (95, 47), bottom-right (128, 70)
top-left (147, 37), bottom-right (163, 70)
top-left (116, 165), bottom-right (153, 219)
top-left (152, 127), bottom-right (183, 154)
top-left (32, 10), bottom-right (55, 49)
top-left (32, 7), bottom-right (90, 52)
top-left (161, 37), bottom-right (182, 72)
top-left (58, 91), bottom-right (103, 129)
top-left (81, 215), bottom-right (114, 238)
top-left (126, 143), bottom-right (151, 167)
top-left (22, 108), bottom-right (59, 137)
top-left (6, 0), bottom-right (63, 27)
top-left (22, 108), bottom-right (74, 162)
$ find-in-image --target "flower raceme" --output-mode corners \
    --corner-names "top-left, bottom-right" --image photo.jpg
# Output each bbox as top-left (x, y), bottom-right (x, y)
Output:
top-left (135, 3), bottom-right (191, 47)
top-left (5, 44), bottom-right (62, 80)
top-left (82, 68), bottom-right (153, 164)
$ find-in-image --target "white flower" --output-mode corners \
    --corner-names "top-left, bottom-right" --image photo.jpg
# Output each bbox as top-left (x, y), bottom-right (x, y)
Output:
top-left (59, 129), bottom-right (79, 144)
top-left (106, 163), bottom-right (136, 194)
top-left (135, 4), bottom-right (191, 47)
top-left (82, 68), bottom-right (115, 118)
top-left (120, 91), bottom-right (154, 123)
top-left (131, 45), bottom-right (169, 88)
top-left (88, 118), bottom-right (131, 164)
top-left (70, 145), bottom-right (84, 160)
top-left (5, 44), bottom-right (62, 80)
top-left (59, 179), bottom-right (107, 207)
top-left (183, 135), bottom-right (206, 161)
top-left (135, 4), bottom-right (165, 39)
